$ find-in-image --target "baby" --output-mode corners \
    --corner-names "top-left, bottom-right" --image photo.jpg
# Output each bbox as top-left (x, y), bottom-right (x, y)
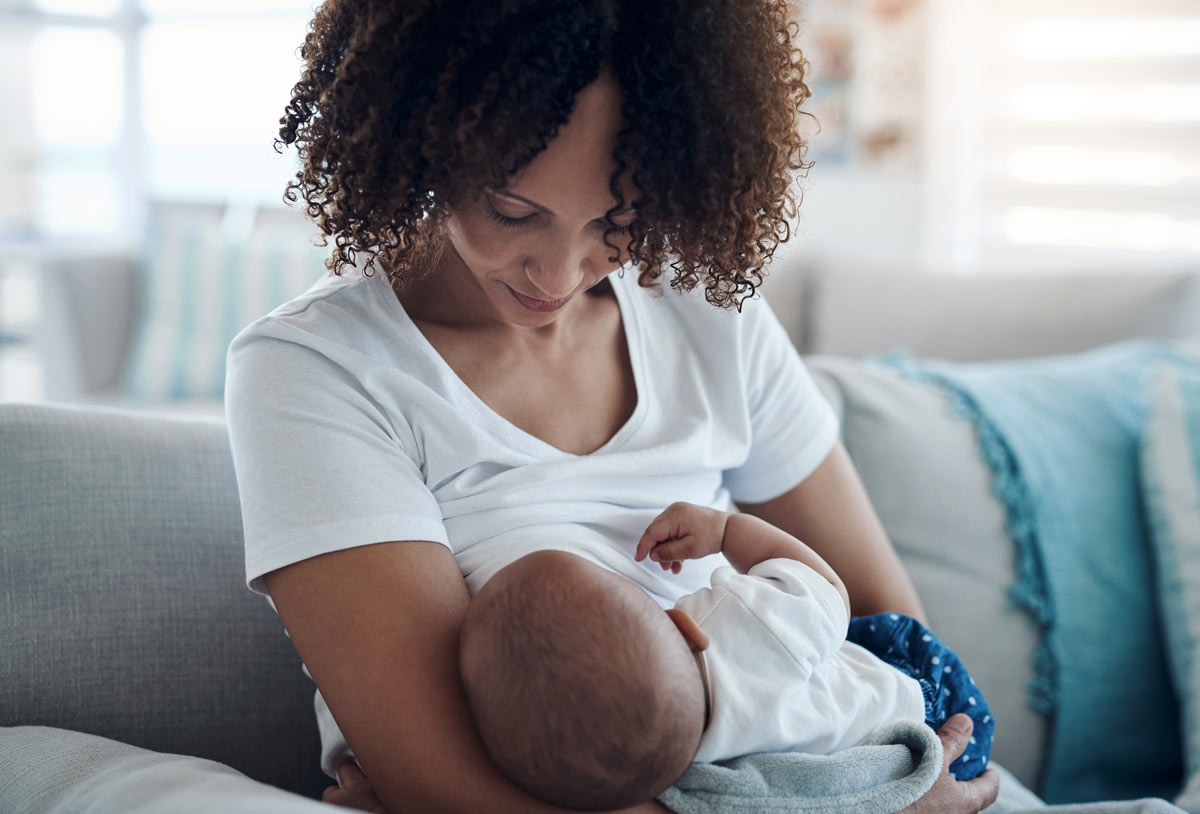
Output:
top-left (458, 502), bottom-right (994, 811)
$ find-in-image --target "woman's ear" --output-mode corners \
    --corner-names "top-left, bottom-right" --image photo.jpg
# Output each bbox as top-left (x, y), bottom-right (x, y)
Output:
top-left (665, 608), bottom-right (710, 653)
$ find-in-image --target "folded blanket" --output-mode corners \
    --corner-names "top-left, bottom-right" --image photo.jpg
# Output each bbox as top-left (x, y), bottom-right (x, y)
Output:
top-left (657, 720), bottom-right (942, 814)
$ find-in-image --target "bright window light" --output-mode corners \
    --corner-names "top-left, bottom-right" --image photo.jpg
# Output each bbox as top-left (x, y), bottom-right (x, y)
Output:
top-left (1015, 19), bottom-right (1200, 60)
top-left (0, 266), bottom-right (38, 328)
top-left (1011, 85), bottom-right (1200, 123)
top-left (33, 0), bottom-right (120, 15)
top-left (32, 27), bottom-right (123, 148)
top-left (1005, 147), bottom-right (1199, 187)
top-left (145, 147), bottom-right (302, 201)
top-left (140, 0), bottom-right (317, 16)
top-left (1003, 207), bottom-right (1200, 253)
top-left (36, 164), bottom-right (122, 236)
top-left (0, 347), bottom-right (44, 402)
top-left (141, 16), bottom-right (310, 149)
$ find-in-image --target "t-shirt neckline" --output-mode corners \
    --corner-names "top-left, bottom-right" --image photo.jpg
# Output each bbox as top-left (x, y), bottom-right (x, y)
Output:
top-left (369, 268), bottom-right (648, 459)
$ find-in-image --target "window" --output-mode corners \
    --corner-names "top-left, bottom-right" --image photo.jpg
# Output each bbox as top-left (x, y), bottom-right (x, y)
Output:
top-left (923, 0), bottom-right (1200, 272)
top-left (0, 0), bottom-right (316, 249)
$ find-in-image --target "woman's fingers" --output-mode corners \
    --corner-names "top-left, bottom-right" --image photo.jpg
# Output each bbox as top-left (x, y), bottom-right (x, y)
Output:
top-left (894, 716), bottom-right (1000, 814)
top-left (937, 713), bottom-right (973, 763)
top-left (936, 715), bottom-right (1003, 811)
top-left (321, 762), bottom-right (386, 812)
top-left (963, 769), bottom-right (1001, 811)
top-left (930, 715), bottom-right (999, 812)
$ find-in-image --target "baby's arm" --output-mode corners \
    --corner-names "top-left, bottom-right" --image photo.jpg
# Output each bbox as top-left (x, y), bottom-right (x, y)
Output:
top-left (636, 502), bottom-right (850, 618)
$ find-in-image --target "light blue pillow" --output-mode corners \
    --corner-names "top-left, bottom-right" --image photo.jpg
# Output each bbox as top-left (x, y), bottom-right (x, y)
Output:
top-left (1142, 356), bottom-right (1200, 814)
top-left (884, 340), bottom-right (1186, 804)
top-left (121, 214), bottom-right (329, 402)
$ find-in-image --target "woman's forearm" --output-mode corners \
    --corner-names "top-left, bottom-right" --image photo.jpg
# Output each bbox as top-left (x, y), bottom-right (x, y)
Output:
top-left (264, 540), bottom-right (674, 814)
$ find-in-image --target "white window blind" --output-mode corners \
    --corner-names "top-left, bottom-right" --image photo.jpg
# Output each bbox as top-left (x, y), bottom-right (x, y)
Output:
top-left (923, 0), bottom-right (1200, 273)
top-left (0, 0), bottom-right (315, 248)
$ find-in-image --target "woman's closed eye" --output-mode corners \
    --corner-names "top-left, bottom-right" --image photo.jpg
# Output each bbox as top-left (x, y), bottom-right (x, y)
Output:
top-left (487, 208), bottom-right (536, 228)
top-left (487, 206), bottom-right (633, 234)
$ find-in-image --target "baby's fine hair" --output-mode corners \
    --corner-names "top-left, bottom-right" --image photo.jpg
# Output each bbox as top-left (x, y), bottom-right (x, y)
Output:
top-left (459, 551), bottom-right (705, 811)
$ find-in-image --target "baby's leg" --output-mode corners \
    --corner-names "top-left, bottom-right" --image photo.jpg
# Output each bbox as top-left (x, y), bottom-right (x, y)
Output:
top-left (846, 613), bottom-right (994, 780)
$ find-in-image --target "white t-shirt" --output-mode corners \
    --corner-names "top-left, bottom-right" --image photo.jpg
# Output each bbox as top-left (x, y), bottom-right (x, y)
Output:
top-left (224, 265), bottom-right (841, 775)
top-left (679, 558), bottom-right (927, 763)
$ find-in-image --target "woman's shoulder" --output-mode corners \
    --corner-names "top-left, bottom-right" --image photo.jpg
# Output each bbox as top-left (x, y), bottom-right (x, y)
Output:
top-left (618, 269), bottom-right (781, 350)
top-left (229, 269), bottom-right (414, 365)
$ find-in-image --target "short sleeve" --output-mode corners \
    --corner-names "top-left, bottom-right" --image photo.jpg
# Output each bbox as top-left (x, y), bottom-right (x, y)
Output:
top-left (225, 327), bottom-right (449, 595)
top-left (722, 295), bottom-right (840, 503)
top-left (744, 558), bottom-right (849, 643)
top-left (703, 559), bottom-right (848, 668)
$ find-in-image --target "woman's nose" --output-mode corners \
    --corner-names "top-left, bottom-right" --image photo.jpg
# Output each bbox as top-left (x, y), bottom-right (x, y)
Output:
top-left (524, 244), bottom-right (592, 300)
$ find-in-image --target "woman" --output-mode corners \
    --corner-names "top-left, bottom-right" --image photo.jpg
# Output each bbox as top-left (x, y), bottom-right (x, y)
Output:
top-left (225, 1), bottom-right (1001, 811)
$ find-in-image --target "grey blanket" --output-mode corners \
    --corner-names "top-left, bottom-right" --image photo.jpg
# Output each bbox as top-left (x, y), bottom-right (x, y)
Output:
top-left (657, 720), bottom-right (944, 814)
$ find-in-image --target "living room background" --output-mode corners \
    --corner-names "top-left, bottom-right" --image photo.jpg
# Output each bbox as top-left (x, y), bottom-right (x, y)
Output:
top-left (0, 0), bottom-right (1197, 405)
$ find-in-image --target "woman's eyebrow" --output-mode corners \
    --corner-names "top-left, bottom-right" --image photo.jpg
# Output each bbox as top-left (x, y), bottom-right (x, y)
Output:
top-left (493, 189), bottom-right (636, 216)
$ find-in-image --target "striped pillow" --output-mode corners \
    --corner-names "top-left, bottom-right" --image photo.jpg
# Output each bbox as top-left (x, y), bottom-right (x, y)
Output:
top-left (121, 216), bottom-right (330, 402)
top-left (1141, 351), bottom-right (1200, 812)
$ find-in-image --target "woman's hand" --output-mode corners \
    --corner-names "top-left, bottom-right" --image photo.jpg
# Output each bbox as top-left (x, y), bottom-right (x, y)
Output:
top-left (898, 714), bottom-right (1000, 814)
top-left (322, 762), bottom-right (387, 813)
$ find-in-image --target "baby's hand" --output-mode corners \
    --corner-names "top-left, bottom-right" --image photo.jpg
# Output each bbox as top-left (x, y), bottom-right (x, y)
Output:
top-left (635, 502), bottom-right (729, 573)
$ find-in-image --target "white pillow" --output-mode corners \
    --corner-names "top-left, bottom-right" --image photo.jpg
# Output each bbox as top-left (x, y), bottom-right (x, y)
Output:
top-left (0, 726), bottom-right (335, 814)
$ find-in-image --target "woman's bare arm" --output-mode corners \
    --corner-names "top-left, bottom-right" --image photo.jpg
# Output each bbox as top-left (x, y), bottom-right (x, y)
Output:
top-left (735, 440), bottom-right (928, 623)
top-left (264, 540), bottom-right (670, 814)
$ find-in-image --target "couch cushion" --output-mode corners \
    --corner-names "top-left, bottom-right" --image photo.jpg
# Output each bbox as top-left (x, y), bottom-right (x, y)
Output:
top-left (877, 342), bottom-right (1186, 804)
top-left (0, 403), bottom-right (325, 798)
top-left (807, 356), bottom-right (1049, 793)
top-left (0, 727), bottom-right (335, 814)
top-left (1141, 355), bottom-right (1200, 813)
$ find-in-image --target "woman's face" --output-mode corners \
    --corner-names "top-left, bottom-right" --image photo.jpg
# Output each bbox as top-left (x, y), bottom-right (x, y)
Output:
top-left (439, 71), bottom-right (637, 330)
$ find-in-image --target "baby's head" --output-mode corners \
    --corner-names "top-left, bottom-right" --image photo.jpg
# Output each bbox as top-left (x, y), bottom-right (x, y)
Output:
top-left (459, 550), bottom-right (708, 811)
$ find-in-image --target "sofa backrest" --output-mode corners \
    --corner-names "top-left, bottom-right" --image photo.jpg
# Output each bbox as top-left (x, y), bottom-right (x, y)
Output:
top-left (789, 259), bottom-right (1200, 361)
top-left (0, 403), bottom-right (327, 798)
top-left (808, 358), bottom-right (1050, 792)
top-left (1, 372), bottom-right (1054, 797)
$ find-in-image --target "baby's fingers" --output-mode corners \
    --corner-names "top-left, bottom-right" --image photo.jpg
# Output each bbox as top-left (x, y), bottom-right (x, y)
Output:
top-left (636, 512), bottom-right (683, 561)
top-left (657, 558), bottom-right (683, 573)
top-left (647, 537), bottom-right (694, 564)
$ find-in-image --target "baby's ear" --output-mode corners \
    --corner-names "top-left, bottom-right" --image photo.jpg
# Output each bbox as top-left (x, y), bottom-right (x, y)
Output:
top-left (665, 608), bottom-right (710, 653)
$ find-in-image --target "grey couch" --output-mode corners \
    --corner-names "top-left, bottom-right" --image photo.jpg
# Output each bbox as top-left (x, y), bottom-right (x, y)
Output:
top-left (0, 345), bottom-right (1184, 813)
top-left (0, 406), bottom-right (329, 803)
top-left (4, 251), bottom-right (1200, 811)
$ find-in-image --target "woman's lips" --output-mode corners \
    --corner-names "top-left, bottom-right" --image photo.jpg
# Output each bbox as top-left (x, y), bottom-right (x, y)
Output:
top-left (507, 285), bottom-right (572, 312)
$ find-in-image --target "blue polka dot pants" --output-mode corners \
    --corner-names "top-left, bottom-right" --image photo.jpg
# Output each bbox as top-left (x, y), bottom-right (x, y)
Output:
top-left (846, 612), bottom-right (994, 780)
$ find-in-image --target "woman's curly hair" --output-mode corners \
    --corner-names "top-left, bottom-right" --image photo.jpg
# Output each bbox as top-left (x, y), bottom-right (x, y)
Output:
top-left (275, 0), bottom-right (812, 309)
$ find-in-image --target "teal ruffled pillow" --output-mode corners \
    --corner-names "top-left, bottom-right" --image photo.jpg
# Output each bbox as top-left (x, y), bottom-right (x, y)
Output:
top-left (884, 340), bottom-right (1186, 804)
top-left (1142, 353), bottom-right (1200, 814)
